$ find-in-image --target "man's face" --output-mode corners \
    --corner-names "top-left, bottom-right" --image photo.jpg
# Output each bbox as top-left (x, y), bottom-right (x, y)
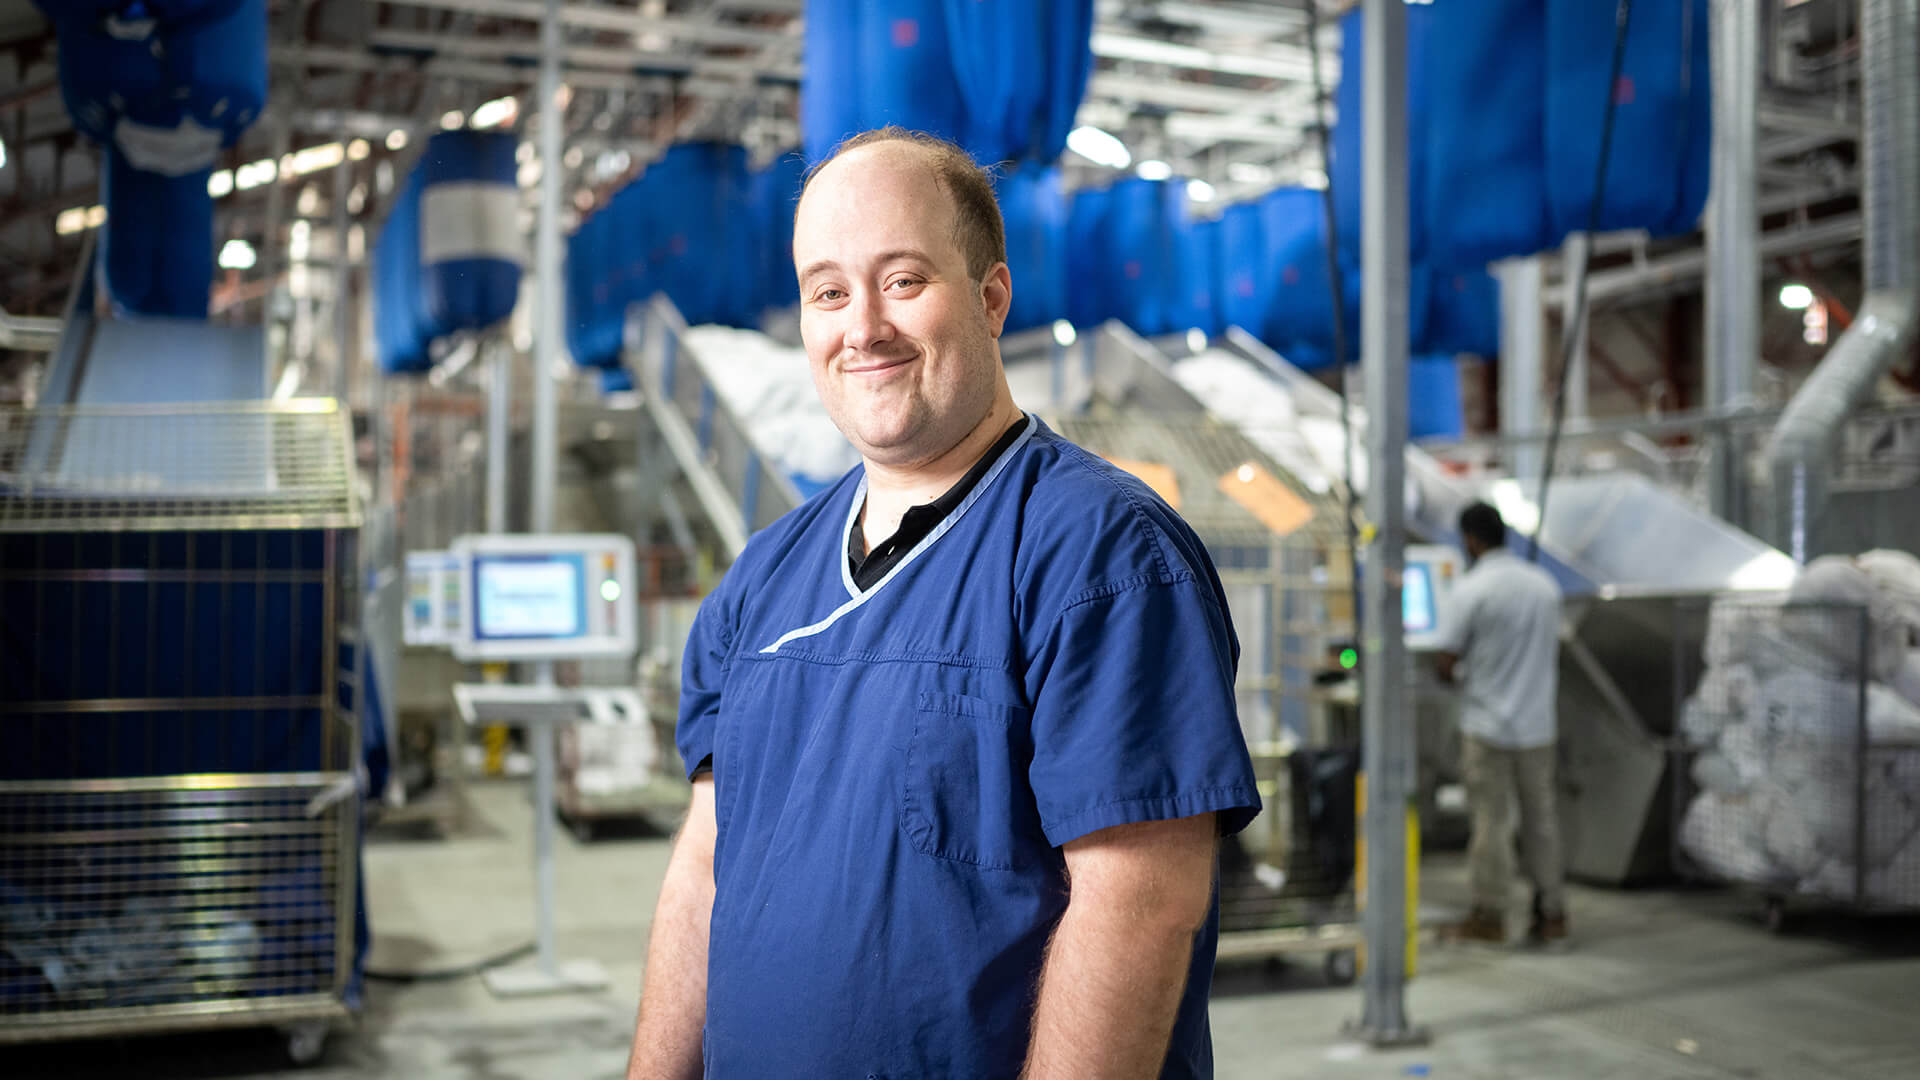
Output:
top-left (792, 145), bottom-right (1009, 467)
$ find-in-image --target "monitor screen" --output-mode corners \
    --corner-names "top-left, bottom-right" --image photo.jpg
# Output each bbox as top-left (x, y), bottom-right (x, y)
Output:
top-left (474, 554), bottom-right (586, 639)
top-left (1403, 562), bottom-right (1438, 635)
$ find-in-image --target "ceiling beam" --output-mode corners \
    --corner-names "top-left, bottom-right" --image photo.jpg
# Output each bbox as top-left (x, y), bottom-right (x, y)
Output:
top-left (1090, 30), bottom-right (1312, 81)
top-left (272, 42), bottom-right (646, 92)
top-left (379, 0), bottom-right (793, 48)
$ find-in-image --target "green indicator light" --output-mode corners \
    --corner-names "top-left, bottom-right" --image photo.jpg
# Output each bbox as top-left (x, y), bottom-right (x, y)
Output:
top-left (1339, 648), bottom-right (1359, 670)
top-left (600, 579), bottom-right (622, 602)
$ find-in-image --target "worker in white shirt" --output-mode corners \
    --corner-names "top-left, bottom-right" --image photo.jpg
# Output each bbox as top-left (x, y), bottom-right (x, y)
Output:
top-left (1434, 501), bottom-right (1568, 946)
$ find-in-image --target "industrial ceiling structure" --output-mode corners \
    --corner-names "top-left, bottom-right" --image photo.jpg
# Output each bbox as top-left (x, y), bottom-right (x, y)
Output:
top-left (0, 0), bottom-right (1354, 323)
top-left (0, 0), bottom-right (1871, 351)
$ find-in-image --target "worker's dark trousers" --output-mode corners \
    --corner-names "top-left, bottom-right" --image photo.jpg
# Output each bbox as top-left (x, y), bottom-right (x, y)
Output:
top-left (1462, 735), bottom-right (1567, 918)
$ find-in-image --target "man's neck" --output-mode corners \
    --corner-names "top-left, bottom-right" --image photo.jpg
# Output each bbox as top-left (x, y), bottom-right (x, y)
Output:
top-left (860, 395), bottom-right (1023, 552)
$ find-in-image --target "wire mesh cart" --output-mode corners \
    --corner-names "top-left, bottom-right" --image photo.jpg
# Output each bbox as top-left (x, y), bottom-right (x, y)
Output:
top-left (0, 400), bottom-right (365, 1063)
top-left (1049, 411), bottom-right (1364, 982)
top-left (1673, 596), bottom-right (1920, 931)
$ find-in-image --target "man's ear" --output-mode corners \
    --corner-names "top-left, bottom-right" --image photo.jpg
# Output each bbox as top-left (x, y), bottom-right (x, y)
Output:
top-left (980, 262), bottom-right (1013, 338)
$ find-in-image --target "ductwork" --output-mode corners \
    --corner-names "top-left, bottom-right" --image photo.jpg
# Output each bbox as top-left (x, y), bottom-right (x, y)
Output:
top-left (1763, 0), bottom-right (1920, 562)
top-left (0, 307), bottom-right (63, 352)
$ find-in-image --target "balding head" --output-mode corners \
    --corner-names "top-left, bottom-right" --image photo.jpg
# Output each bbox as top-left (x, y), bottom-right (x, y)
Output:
top-left (799, 127), bottom-right (1007, 285)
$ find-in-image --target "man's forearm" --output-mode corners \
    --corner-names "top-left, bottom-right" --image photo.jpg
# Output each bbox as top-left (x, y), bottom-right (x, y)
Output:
top-left (628, 791), bottom-right (716, 1080)
top-left (1022, 900), bottom-right (1197, 1080)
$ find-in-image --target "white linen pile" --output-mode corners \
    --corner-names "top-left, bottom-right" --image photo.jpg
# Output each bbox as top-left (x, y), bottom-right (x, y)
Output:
top-left (1680, 552), bottom-right (1920, 907)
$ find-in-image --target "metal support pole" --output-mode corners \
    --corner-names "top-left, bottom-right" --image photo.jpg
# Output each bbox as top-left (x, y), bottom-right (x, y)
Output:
top-left (332, 156), bottom-right (354, 407)
top-left (1351, 0), bottom-right (1423, 1048)
top-left (529, 0), bottom-right (565, 982)
top-left (487, 338), bottom-right (511, 534)
top-left (1561, 232), bottom-right (1592, 422)
top-left (1496, 257), bottom-right (1546, 496)
top-left (1706, 0), bottom-right (1759, 518)
top-left (533, 0), bottom-right (563, 538)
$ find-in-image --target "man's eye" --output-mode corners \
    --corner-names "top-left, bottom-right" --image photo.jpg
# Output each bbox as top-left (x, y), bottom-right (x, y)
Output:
top-left (887, 277), bottom-right (923, 291)
top-left (815, 288), bottom-right (845, 302)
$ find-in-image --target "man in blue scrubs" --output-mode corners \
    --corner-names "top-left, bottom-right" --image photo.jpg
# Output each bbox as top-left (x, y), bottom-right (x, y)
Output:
top-left (628, 127), bottom-right (1261, 1080)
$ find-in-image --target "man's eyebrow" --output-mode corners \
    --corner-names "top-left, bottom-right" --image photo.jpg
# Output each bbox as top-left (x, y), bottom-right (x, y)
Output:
top-left (797, 258), bottom-right (840, 284)
top-left (797, 250), bottom-right (937, 285)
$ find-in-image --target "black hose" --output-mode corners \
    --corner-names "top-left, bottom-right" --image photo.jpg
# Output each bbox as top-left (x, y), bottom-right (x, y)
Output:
top-left (1304, 0), bottom-right (1364, 639)
top-left (1529, 0), bottom-right (1637, 562)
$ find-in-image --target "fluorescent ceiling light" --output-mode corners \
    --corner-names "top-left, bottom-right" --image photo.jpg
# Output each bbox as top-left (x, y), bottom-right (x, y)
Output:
top-left (471, 96), bottom-right (518, 130)
top-left (387, 129), bottom-right (409, 151)
top-left (441, 110), bottom-right (465, 130)
top-left (1137, 159), bottom-right (1173, 181)
top-left (1187, 179), bottom-right (1216, 202)
top-left (0, 136), bottom-right (7, 170)
top-left (207, 169), bottom-right (234, 198)
top-left (1778, 283), bottom-right (1814, 310)
top-left (1067, 125), bottom-right (1131, 170)
top-left (1052, 320), bottom-right (1078, 347)
top-left (219, 239), bottom-right (257, 271)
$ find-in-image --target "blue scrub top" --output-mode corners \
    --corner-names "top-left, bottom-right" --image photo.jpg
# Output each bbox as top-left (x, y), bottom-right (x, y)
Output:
top-left (678, 415), bottom-right (1261, 1079)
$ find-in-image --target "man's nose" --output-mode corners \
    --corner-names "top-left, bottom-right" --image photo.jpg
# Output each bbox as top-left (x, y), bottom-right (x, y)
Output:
top-left (843, 288), bottom-right (894, 353)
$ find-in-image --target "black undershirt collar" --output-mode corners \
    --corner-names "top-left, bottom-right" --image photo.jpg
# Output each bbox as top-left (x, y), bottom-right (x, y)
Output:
top-left (847, 417), bottom-right (1028, 592)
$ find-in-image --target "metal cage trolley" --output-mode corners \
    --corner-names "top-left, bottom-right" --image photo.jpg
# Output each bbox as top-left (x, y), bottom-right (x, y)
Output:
top-left (1673, 595), bottom-right (1920, 931)
top-left (0, 400), bottom-right (364, 1063)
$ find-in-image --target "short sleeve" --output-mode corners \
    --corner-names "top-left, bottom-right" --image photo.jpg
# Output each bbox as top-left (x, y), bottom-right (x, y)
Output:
top-left (675, 587), bottom-right (735, 780)
top-left (1434, 572), bottom-right (1476, 655)
top-left (1025, 578), bottom-right (1262, 848)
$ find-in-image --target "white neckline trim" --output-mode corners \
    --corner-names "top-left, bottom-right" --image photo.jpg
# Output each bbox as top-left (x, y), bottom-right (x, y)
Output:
top-left (759, 413), bottom-right (1038, 655)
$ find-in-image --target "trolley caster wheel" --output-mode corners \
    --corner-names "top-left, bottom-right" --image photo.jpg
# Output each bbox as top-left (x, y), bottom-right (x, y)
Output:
top-left (1763, 896), bottom-right (1790, 935)
top-left (284, 1021), bottom-right (329, 1066)
top-left (1325, 949), bottom-right (1358, 986)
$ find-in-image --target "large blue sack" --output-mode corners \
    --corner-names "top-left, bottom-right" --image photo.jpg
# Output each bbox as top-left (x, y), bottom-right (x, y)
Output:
top-left (1421, 266), bottom-right (1500, 357)
top-left (997, 165), bottom-right (1068, 333)
top-left (1262, 187), bottom-right (1362, 357)
top-left (1332, 5), bottom-right (1433, 264)
top-left (750, 151), bottom-right (808, 314)
top-left (566, 205), bottom-right (621, 369)
top-left (1066, 183), bottom-right (1117, 328)
top-left (1546, 0), bottom-right (1710, 240)
top-left (41, 0), bottom-right (265, 154)
top-left (1409, 354), bottom-right (1466, 440)
top-left (943, 0), bottom-right (1094, 165)
top-left (417, 130), bottom-right (522, 333)
top-left (99, 149), bottom-right (213, 317)
top-left (1177, 216), bottom-right (1222, 338)
top-left (1214, 202), bottom-right (1267, 334)
top-left (1423, 0), bottom-right (1553, 267)
top-left (802, 1), bottom-right (964, 164)
top-left (641, 143), bottom-right (758, 328)
top-left (373, 172), bottom-right (437, 375)
top-left (1103, 178), bottom-right (1188, 337)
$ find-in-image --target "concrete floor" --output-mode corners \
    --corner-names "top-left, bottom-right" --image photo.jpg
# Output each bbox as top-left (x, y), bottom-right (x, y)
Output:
top-left (15, 778), bottom-right (1920, 1080)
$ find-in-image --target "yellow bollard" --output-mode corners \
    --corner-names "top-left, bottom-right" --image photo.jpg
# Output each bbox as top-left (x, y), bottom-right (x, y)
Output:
top-left (481, 661), bottom-right (509, 777)
top-left (1354, 772), bottom-right (1420, 979)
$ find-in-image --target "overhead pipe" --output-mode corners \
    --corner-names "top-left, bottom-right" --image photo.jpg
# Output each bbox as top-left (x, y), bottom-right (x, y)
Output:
top-left (1763, 0), bottom-right (1920, 562)
top-left (1704, 0), bottom-right (1761, 522)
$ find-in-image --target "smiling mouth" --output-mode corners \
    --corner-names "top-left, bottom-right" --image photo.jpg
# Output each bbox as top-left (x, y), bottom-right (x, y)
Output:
top-left (844, 354), bottom-right (917, 376)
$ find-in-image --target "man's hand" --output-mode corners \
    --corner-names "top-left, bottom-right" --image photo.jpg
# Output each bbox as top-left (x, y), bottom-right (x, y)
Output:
top-left (1435, 650), bottom-right (1460, 685)
top-left (628, 777), bottom-right (717, 1080)
top-left (1023, 813), bottom-right (1218, 1080)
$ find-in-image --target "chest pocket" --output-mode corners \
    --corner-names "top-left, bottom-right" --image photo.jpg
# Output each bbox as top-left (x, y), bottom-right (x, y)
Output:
top-left (900, 691), bottom-right (1036, 871)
